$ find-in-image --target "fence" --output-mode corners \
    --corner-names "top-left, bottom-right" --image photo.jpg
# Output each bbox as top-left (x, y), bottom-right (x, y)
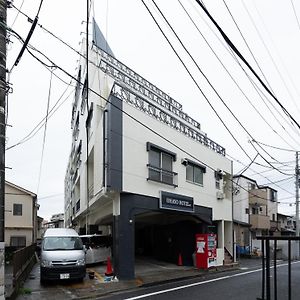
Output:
top-left (257, 236), bottom-right (300, 300)
top-left (7, 244), bottom-right (37, 299)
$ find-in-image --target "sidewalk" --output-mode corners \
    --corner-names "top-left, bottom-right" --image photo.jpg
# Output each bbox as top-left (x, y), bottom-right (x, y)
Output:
top-left (14, 258), bottom-right (258, 300)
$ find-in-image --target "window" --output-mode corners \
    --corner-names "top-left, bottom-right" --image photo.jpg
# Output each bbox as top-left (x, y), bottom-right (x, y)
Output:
top-left (10, 236), bottom-right (26, 247)
top-left (245, 208), bottom-right (249, 214)
top-left (147, 142), bottom-right (177, 186)
top-left (183, 158), bottom-right (206, 186)
top-left (214, 170), bottom-right (223, 189)
top-left (186, 163), bottom-right (204, 185)
top-left (270, 190), bottom-right (277, 202)
top-left (13, 204), bottom-right (22, 216)
top-left (76, 199), bottom-right (80, 212)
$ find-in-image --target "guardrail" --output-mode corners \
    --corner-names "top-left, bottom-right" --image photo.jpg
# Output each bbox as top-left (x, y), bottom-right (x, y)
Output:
top-left (257, 236), bottom-right (300, 300)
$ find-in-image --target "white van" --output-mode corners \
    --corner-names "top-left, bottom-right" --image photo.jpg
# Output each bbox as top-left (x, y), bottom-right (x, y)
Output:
top-left (80, 234), bottom-right (112, 265)
top-left (40, 228), bottom-right (86, 283)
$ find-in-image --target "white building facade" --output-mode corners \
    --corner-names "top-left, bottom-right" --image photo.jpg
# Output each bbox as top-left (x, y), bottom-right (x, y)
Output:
top-left (64, 32), bottom-right (233, 279)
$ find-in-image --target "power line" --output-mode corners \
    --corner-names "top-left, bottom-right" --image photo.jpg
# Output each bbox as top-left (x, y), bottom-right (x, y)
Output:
top-left (10, 0), bottom-right (44, 71)
top-left (185, 1), bottom-right (300, 150)
top-left (251, 0), bottom-right (300, 116)
top-left (36, 69), bottom-right (53, 195)
top-left (252, 139), bottom-right (297, 153)
top-left (149, 0), bottom-right (293, 175)
top-left (146, 0), bottom-right (257, 163)
top-left (222, 0), bottom-right (274, 93)
top-left (7, 10), bottom-right (292, 204)
top-left (195, 0), bottom-right (300, 132)
top-left (10, 0), bottom-right (25, 28)
top-left (178, 0), bottom-right (297, 152)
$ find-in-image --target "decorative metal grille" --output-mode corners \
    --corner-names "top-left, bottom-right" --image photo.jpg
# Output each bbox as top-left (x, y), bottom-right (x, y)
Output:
top-left (112, 84), bottom-right (225, 156)
top-left (99, 59), bottom-right (201, 131)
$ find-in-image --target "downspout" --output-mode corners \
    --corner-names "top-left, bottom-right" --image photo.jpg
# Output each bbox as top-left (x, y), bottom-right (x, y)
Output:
top-left (103, 109), bottom-right (108, 191)
top-left (231, 160), bottom-right (235, 262)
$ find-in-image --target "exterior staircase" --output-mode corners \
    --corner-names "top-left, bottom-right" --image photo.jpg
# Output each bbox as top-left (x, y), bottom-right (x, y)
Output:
top-left (224, 247), bottom-right (238, 267)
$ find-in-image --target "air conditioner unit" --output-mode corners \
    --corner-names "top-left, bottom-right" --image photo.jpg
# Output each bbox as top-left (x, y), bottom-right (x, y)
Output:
top-left (216, 191), bottom-right (224, 200)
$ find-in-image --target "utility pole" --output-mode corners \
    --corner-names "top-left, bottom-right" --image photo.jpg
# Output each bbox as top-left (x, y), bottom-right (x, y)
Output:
top-left (296, 151), bottom-right (299, 236)
top-left (85, 0), bottom-right (90, 235)
top-left (0, 0), bottom-right (6, 298)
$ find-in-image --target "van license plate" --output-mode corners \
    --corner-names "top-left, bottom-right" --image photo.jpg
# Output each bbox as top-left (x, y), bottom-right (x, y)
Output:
top-left (60, 273), bottom-right (70, 279)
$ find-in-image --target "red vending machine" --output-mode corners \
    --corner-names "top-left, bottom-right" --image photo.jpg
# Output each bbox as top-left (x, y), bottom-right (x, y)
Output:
top-left (195, 234), bottom-right (217, 269)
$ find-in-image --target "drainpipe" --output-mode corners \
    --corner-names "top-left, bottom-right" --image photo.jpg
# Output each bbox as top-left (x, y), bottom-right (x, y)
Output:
top-left (103, 109), bottom-right (108, 190)
top-left (231, 160), bottom-right (236, 262)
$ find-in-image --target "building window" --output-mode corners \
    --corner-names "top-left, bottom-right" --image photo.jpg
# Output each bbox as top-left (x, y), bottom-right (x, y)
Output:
top-left (270, 190), bottom-right (277, 202)
top-left (13, 204), bottom-right (22, 216)
top-left (186, 163), bottom-right (205, 185)
top-left (146, 142), bottom-right (177, 186)
top-left (76, 199), bottom-right (80, 212)
top-left (214, 170), bottom-right (223, 189)
top-left (10, 236), bottom-right (26, 247)
top-left (245, 208), bottom-right (249, 214)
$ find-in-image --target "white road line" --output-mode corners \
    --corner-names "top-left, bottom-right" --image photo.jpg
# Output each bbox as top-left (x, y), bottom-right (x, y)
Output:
top-left (125, 261), bottom-right (300, 300)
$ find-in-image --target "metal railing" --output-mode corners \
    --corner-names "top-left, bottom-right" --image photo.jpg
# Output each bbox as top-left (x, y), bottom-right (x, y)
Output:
top-left (257, 236), bottom-right (300, 300)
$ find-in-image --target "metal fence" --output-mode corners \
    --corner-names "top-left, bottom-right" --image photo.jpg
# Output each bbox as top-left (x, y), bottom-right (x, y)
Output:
top-left (257, 236), bottom-right (300, 300)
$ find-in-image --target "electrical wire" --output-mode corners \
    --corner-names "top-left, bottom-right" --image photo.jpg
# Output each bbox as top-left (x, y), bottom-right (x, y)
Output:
top-left (10, 0), bottom-right (44, 71)
top-left (149, 0), bottom-right (293, 175)
top-left (143, 0), bottom-right (253, 162)
top-left (252, 139), bottom-right (297, 153)
top-left (185, 1), bottom-right (300, 150)
top-left (194, 0), bottom-right (300, 132)
top-left (6, 80), bottom-right (73, 151)
top-left (36, 69), bottom-right (53, 195)
top-left (6, 11), bottom-right (292, 204)
top-left (222, 0), bottom-right (274, 93)
top-left (178, 0), bottom-right (296, 152)
top-left (10, 0), bottom-right (25, 28)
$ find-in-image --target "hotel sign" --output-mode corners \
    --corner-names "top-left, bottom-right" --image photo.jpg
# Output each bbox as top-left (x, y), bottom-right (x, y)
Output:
top-left (160, 191), bottom-right (194, 213)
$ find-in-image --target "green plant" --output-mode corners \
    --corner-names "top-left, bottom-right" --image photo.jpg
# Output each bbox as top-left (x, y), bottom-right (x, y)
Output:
top-left (19, 287), bottom-right (32, 295)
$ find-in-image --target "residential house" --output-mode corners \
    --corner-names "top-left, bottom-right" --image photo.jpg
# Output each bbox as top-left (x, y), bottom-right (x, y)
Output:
top-left (64, 24), bottom-right (233, 279)
top-left (5, 181), bottom-right (38, 248)
top-left (44, 213), bottom-right (64, 229)
top-left (277, 213), bottom-right (295, 236)
top-left (233, 175), bottom-right (278, 254)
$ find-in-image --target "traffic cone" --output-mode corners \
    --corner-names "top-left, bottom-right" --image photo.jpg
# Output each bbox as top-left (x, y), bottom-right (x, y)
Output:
top-left (177, 253), bottom-right (183, 266)
top-left (105, 257), bottom-right (114, 276)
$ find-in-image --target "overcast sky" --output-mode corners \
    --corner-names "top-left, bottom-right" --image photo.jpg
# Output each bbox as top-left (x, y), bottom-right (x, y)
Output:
top-left (5, 0), bottom-right (300, 221)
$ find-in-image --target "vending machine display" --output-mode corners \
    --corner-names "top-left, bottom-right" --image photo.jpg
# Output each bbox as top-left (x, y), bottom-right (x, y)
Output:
top-left (195, 234), bottom-right (217, 269)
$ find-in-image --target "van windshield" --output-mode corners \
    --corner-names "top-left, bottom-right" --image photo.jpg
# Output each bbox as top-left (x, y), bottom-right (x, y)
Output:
top-left (43, 237), bottom-right (83, 251)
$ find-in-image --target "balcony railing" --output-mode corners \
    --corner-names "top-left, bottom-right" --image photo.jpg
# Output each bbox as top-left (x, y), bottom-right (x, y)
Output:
top-left (250, 214), bottom-right (270, 229)
top-left (249, 189), bottom-right (268, 206)
top-left (147, 164), bottom-right (178, 187)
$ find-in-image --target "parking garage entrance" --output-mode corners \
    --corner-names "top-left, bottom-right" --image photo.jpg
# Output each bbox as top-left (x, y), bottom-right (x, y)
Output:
top-left (113, 192), bottom-right (213, 279)
top-left (135, 212), bottom-right (208, 266)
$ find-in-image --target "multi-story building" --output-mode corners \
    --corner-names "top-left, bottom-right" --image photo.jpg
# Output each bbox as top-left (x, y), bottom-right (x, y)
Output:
top-left (5, 181), bottom-right (39, 248)
top-left (233, 175), bottom-right (278, 254)
top-left (44, 213), bottom-right (64, 229)
top-left (277, 213), bottom-right (295, 236)
top-left (64, 26), bottom-right (233, 279)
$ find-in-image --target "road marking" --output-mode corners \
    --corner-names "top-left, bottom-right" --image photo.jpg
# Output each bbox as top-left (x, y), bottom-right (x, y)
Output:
top-left (125, 261), bottom-right (300, 300)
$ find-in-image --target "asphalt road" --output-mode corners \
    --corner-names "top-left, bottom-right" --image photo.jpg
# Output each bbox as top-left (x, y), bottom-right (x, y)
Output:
top-left (99, 261), bottom-right (300, 300)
